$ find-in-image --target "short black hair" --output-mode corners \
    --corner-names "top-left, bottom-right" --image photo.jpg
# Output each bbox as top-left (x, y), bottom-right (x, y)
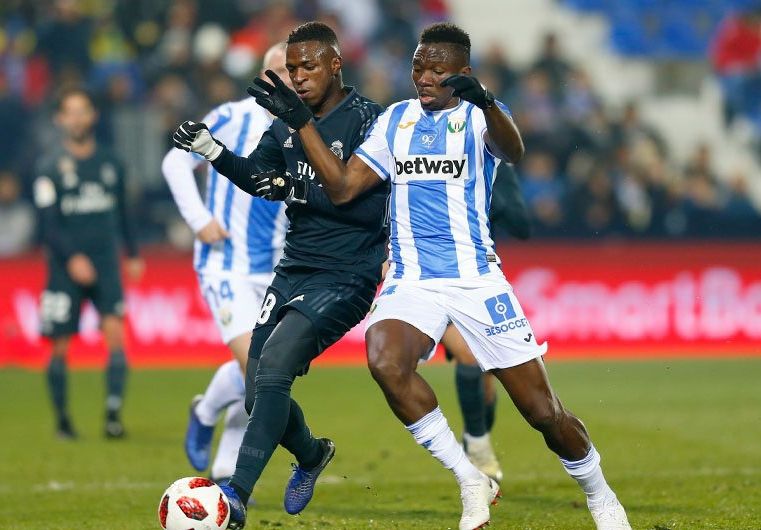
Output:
top-left (56, 86), bottom-right (97, 111)
top-left (419, 23), bottom-right (471, 59)
top-left (287, 21), bottom-right (340, 51)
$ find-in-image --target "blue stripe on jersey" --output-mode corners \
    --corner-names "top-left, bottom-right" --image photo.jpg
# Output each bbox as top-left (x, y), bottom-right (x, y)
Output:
top-left (408, 180), bottom-right (459, 279)
top-left (196, 167), bottom-right (219, 270)
top-left (247, 199), bottom-right (280, 273)
top-left (386, 102), bottom-right (410, 152)
top-left (464, 104), bottom-right (489, 274)
top-left (356, 146), bottom-right (390, 180)
top-left (483, 145), bottom-right (496, 219)
top-left (386, 103), bottom-right (410, 279)
top-left (222, 112), bottom-right (251, 271)
top-left (404, 105), bottom-right (459, 278)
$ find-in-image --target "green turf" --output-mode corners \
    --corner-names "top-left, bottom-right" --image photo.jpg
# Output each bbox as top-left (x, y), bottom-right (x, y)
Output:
top-left (1, 359), bottom-right (760, 529)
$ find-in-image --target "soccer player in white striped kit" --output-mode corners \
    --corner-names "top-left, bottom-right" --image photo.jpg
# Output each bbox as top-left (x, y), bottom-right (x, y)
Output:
top-left (162, 43), bottom-right (289, 482)
top-left (253, 23), bottom-right (631, 530)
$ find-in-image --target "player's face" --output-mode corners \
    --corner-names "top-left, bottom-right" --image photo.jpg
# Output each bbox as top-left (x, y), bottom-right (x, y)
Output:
top-left (56, 93), bottom-right (97, 142)
top-left (262, 46), bottom-right (293, 90)
top-left (412, 43), bottom-right (470, 111)
top-left (285, 41), bottom-right (341, 108)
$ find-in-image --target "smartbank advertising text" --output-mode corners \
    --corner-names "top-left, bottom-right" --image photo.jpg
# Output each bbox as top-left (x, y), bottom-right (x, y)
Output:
top-left (1, 242), bottom-right (759, 368)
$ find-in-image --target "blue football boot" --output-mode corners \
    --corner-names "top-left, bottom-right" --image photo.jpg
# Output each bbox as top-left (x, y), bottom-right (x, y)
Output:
top-left (283, 438), bottom-right (336, 515)
top-left (218, 482), bottom-right (247, 529)
top-left (184, 395), bottom-right (214, 471)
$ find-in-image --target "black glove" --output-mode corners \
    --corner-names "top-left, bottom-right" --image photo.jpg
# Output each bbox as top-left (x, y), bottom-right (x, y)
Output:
top-left (252, 170), bottom-right (307, 205)
top-left (440, 74), bottom-right (495, 110)
top-left (246, 70), bottom-right (313, 130)
top-left (173, 121), bottom-right (224, 161)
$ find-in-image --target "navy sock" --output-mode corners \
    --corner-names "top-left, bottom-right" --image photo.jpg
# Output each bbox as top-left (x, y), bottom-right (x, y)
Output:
top-left (455, 363), bottom-right (487, 437)
top-left (280, 398), bottom-right (323, 469)
top-left (231, 368), bottom-right (293, 503)
top-left (47, 356), bottom-right (67, 424)
top-left (106, 349), bottom-right (128, 415)
top-left (485, 395), bottom-right (497, 433)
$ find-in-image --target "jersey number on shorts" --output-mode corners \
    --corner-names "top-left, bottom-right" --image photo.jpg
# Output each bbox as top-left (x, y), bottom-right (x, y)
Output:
top-left (257, 292), bottom-right (277, 324)
top-left (219, 280), bottom-right (233, 300)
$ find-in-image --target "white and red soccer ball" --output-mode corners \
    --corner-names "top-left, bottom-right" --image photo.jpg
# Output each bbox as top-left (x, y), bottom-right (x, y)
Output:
top-left (158, 477), bottom-right (230, 530)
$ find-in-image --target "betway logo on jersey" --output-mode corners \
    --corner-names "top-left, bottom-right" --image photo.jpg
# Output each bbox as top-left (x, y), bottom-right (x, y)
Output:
top-left (394, 155), bottom-right (468, 182)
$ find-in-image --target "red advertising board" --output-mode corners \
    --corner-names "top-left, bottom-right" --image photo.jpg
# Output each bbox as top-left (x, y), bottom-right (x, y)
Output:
top-left (1, 242), bottom-right (760, 368)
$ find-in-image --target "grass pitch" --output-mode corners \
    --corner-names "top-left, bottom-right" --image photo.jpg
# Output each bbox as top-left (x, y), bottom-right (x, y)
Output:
top-left (1, 359), bottom-right (760, 529)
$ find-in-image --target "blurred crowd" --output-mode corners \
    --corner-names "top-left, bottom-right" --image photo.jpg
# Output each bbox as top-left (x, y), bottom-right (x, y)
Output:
top-left (0, 0), bottom-right (758, 257)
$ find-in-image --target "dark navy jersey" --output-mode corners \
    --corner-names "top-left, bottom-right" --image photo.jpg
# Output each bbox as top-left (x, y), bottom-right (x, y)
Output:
top-left (33, 145), bottom-right (138, 264)
top-left (248, 88), bottom-right (388, 276)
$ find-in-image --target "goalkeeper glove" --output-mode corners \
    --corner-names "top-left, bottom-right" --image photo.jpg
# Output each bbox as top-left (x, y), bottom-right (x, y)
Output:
top-left (252, 170), bottom-right (307, 205)
top-left (247, 70), bottom-right (313, 130)
top-left (440, 74), bottom-right (495, 110)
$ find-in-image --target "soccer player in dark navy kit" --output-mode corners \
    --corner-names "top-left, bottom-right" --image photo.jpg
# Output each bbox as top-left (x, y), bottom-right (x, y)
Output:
top-left (173, 22), bottom-right (387, 527)
top-left (34, 88), bottom-right (143, 440)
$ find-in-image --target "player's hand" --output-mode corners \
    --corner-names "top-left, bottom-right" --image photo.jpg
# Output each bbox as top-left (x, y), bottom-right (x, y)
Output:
top-left (196, 218), bottom-right (230, 244)
top-left (247, 70), bottom-right (313, 130)
top-left (67, 253), bottom-right (97, 286)
top-left (125, 257), bottom-right (145, 282)
top-left (252, 170), bottom-right (307, 205)
top-left (440, 74), bottom-right (495, 110)
top-left (173, 121), bottom-right (225, 161)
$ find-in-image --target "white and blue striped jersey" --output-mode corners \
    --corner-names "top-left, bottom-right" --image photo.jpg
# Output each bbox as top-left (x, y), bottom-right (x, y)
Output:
top-left (185, 99), bottom-right (287, 275)
top-left (356, 98), bottom-right (509, 281)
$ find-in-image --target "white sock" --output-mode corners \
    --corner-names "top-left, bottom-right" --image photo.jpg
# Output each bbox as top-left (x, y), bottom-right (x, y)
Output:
top-left (195, 360), bottom-right (245, 426)
top-left (560, 445), bottom-right (614, 508)
top-left (210, 399), bottom-right (247, 480)
top-left (407, 407), bottom-right (483, 484)
top-left (463, 432), bottom-right (491, 450)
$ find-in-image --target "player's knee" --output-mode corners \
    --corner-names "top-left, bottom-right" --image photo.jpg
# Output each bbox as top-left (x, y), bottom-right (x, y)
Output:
top-left (525, 399), bottom-right (563, 433)
top-left (367, 350), bottom-right (411, 388)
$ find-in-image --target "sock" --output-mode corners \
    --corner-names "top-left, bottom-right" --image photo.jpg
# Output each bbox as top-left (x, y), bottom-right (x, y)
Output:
top-left (47, 356), bottom-right (68, 424)
top-left (560, 445), bottom-right (614, 508)
top-left (105, 349), bottom-right (128, 416)
top-left (484, 396), bottom-right (497, 432)
top-left (230, 368), bottom-right (293, 503)
top-left (406, 407), bottom-right (482, 484)
top-left (280, 398), bottom-right (323, 470)
top-left (455, 363), bottom-right (487, 437)
top-left (211, 399), bottom-right (247, 481)
top-left (196, 360), bottom-right (245, 426)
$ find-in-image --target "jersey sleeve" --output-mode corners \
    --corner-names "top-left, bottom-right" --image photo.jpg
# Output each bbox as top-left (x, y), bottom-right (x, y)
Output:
top-left (354, 109), bottom-right (394, 181)
top-left (114, 158), bottom-right (139, 257)
top-left (161, 147), bottom-right (212, 233)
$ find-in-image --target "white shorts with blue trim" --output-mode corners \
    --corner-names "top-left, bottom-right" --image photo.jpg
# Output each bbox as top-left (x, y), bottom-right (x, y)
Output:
top-left (366, 272), bottom-right (547, 371)
top-left (198, 270), bottom-right (273, 344)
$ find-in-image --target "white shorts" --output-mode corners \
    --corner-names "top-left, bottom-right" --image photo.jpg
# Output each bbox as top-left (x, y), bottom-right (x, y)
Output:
top-left (198, 271), bottom-right (273, 344)
top-left (366, 272), bottom-right (547, 371)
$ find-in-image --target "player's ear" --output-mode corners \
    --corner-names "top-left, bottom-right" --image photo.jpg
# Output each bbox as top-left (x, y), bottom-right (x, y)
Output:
top-left (461, 65), bottom-right (472, 75)
top-left (331, 55), bottom-right (342, 76)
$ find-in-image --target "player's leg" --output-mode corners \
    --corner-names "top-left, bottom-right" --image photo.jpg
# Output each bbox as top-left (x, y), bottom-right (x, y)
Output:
top-left (40, 275), bottom-right (82, 439)
top-left (366, 282), bottom-right (499, 530)
top-left (449, 280), bottom-right (630, 529)
top-left (101, 314), bottom-right (128, 438)
top-left (210, 398), bottom-right (248, 482)
top-left (492, 361), bottom-right (630, 528)
top-left (443, 325), bottom-right (503, 483)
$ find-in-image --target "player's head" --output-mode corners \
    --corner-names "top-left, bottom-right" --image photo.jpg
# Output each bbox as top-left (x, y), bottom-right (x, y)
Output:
top-left (285, 21), bottom-right (342, 109)
top-left (55, 87), bottom-right (98, 142)
top-left (413, 23), bottom-right (471, 111)
top-left (261, 41), bottom-right (293, 90)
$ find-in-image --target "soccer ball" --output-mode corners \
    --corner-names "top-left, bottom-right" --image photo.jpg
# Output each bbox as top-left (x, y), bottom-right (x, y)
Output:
top-left (158, 477), bottom-right (230, 530)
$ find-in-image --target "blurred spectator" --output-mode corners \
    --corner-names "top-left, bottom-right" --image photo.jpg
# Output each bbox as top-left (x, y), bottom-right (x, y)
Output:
top-left (710, 9), bottom-right (761, 126)
top-left (0, 170), bottom-right (35, 256)
top-left (611, 101), bottom-right (667, 157)
top-left (519, 151), bottom-right (565, 233)
top-left (36, 0), bottom-right (93, 77)
top-left (531, 32), bottom-right (572, 101)
top-left (0, 72), bottom-right (30, 169)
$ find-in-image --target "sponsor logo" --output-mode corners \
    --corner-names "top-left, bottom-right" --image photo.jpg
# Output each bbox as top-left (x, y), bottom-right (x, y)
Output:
top-left (447, 119), bottom-right (465, 133)
top-left (330, 140), bottom-right (343, 159)
top-left (484, 293), bottom-right (517, 324)
top-left (420, 133), bottom-right (437, 147)
top-left (283, 136), bottom-right (293, 148)
top-left (524, 333), bottom-right (533, 342)
top-left (296, 161), bottom-right (316, 180)
top-left (485, 318), bottom-right (529, 337)
top-left (398, 121), bottom-right (417, 129)
top-left (394, 156), bottom-right (466, 179)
